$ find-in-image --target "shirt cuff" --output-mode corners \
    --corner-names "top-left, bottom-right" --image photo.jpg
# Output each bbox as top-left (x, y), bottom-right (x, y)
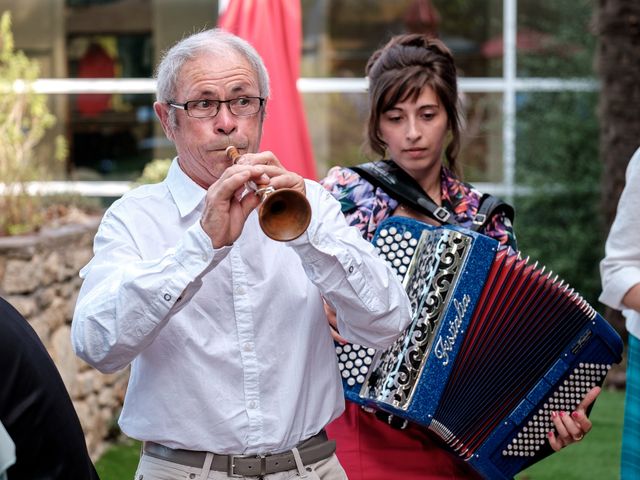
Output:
top-left (174, 220), bottom-right (232, 274)
top-left (599, 266), bottom-right (640, 310)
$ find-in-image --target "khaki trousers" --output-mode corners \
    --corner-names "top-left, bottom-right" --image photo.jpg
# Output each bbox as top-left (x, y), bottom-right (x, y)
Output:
top-left (134, 452), bottom-right (348, 480)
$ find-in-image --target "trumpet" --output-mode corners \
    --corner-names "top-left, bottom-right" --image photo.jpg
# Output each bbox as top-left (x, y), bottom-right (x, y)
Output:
top-left (226, 146), bottom-right (312, 242)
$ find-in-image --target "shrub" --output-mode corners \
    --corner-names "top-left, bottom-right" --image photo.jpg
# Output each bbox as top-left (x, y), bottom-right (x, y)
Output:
top-left (135, 158), bottom-right (171, 185)
top-left (0, 11), bottom-right (66, 236)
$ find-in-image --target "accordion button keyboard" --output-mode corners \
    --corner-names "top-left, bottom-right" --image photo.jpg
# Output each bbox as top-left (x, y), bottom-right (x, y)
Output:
top-left (374, 226), bottom-right (420, 279)
top-left (335, 343), bottom-right (377, 388)
top-left (503, 363), bottom-right (611, 457)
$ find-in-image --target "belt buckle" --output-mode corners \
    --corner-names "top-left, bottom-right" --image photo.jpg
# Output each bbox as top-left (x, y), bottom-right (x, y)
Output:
top-left (227, 455), bottom-right (242, 478)
top-left (227, 454), bottom-right (267, 478)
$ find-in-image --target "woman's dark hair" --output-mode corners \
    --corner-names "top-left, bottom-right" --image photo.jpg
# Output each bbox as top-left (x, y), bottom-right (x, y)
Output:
top-left (365, 34), bottom-right (462, 173)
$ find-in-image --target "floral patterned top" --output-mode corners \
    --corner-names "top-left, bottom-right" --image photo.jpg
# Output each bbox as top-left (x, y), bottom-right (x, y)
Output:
top-left (321, 163), bottom-right (517, 249)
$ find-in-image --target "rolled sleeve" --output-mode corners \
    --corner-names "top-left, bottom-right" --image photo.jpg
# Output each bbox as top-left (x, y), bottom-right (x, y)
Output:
top-left (600, 148), bottom-right (640, 312)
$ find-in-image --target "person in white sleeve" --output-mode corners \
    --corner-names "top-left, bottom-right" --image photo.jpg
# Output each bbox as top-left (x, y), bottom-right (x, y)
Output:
top-left (600, 146), bottom-right (640, 480)
top-left (0, 421), bottom-right (14, 480)
top-left (71, 28), bottom-right (411, 480)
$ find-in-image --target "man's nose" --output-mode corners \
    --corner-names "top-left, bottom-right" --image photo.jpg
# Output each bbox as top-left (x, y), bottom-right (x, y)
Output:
top-left (214, 104), bottom-right (237, 135)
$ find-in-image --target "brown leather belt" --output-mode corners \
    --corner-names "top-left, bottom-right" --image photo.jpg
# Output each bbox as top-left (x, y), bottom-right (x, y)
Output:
top-left (143, 430), bottom-right (335, 477)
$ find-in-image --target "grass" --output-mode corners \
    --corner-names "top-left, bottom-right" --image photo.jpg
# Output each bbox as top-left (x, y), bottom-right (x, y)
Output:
top-left (95, 437), bottom-right (141, 480)
top-left (95, 389), bottom-right (624, 480)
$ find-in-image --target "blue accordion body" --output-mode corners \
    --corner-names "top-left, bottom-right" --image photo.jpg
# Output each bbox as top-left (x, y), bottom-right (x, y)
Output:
top-left (336, 216), bottom-right (623, 480)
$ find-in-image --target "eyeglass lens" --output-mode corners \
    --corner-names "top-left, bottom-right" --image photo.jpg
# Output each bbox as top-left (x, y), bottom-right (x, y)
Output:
top-left (187, 98), bottom-right (261, 118)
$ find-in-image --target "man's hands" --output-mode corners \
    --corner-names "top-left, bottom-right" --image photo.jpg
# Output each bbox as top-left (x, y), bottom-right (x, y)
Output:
top-left (200, 163), bottom-right (265, 248)
top-left (200, 151), bottom-right (306, 248)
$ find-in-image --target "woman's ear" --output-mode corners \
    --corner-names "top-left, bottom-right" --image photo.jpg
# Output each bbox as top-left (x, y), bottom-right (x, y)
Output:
top-left (445, 129), bottom-right (453, 145)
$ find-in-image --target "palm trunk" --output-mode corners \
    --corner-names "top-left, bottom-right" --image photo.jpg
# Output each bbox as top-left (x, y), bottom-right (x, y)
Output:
top-left (595, 0), bottom-right (640, 340)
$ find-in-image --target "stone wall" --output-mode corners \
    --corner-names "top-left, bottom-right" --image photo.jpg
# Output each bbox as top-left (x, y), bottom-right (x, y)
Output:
top-left (0, 217), bottom-right (128, 460)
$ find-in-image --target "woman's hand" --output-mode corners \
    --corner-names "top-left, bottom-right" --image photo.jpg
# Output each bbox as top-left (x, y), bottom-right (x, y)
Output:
top-left (547, 386), bottom-right (600, 451)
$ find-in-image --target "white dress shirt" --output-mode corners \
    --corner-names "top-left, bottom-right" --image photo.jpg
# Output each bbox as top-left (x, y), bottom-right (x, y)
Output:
top-left (71, 158), bottom-right (411, 454)
top-left (600, 147), bottom-right (640, 340)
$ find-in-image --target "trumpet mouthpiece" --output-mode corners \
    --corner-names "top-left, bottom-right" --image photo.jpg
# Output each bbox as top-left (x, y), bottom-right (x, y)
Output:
top-left (226, 146), bottom-right (241, 163)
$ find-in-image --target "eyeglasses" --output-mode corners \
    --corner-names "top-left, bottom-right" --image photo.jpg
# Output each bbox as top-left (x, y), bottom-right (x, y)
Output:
top-left (167, 96), bottom-right (264, 118)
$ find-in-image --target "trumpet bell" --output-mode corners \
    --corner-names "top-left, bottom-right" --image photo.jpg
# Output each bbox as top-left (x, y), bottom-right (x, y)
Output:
top-left (258, 188), bottom-right (312, 242)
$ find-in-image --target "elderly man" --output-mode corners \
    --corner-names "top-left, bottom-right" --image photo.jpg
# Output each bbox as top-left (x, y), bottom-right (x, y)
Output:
top-left (71, 28), bottom-right (411, 480)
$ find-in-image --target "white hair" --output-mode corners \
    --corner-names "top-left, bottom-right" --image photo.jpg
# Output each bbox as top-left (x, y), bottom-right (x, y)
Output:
top-left (155, 28), bottom-right (270, 127)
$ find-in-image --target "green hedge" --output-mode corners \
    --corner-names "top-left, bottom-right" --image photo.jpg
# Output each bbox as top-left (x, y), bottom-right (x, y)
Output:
top-left (513, 91), bottom-right (602, 307)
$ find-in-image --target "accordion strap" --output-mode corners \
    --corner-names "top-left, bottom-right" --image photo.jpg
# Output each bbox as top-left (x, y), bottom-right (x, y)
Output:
top-left (349, 160), bottom-right (514, 231)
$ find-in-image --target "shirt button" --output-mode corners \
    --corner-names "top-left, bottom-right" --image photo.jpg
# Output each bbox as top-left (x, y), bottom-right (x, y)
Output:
top-left (243, 342), bottom-right (253, 352)
top-left (163, 293), bottom-right (172, 301)
top-left (235, 286), bottom-right (246, 295)
top-left (201, 254), bottom-right (208, 262)
top-left (348, 266), bottom-right (354, 273)
top-left (248, 400), bottom-right (257, 409)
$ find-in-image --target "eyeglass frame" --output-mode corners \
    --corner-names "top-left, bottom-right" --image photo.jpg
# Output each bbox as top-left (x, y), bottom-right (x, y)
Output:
top-left (167, 96), bottom-right (265, 118)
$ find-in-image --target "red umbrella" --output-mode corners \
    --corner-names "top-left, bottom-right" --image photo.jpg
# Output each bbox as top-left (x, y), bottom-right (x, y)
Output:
top-left (404, 0), bottom-right (440, 36)
top-left (481, 28), bottom-right (578, 58)
top-left (219, 0), bottom-right (317, 180)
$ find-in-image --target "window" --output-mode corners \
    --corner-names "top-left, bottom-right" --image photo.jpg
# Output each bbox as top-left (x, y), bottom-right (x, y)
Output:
top-left (5, 0), bottom-right (597, 200)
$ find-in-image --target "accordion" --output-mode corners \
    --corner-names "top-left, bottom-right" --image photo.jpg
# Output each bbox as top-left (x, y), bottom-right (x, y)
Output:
top-left (336, 216), bottom-right (623, 479)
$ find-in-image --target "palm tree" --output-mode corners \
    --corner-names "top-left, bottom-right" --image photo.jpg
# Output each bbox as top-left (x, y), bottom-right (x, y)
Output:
top-left (594, 0), bottom-right (640, 336)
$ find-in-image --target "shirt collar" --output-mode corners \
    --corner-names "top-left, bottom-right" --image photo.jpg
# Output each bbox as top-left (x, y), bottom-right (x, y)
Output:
top-left (166, 157), bottom-right (207, 218)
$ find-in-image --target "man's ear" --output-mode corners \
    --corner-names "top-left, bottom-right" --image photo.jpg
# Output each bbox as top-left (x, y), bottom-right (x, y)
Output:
top-left (260, 98), bottom-right (268, 123)
top-left (153, 101), bottom-right (175, 141)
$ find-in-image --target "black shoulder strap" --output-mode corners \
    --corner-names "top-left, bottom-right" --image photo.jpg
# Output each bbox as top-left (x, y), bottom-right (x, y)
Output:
top-left (473, 193), bottom-right (515, 231)
top-left (350, 160), bottom-right (454, 225)
top-left (349, 160), bottom-right (515, 232)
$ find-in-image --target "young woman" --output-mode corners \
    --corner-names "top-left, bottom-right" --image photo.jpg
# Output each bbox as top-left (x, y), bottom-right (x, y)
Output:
top-left (321, 33), bottom-right (598, 480)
